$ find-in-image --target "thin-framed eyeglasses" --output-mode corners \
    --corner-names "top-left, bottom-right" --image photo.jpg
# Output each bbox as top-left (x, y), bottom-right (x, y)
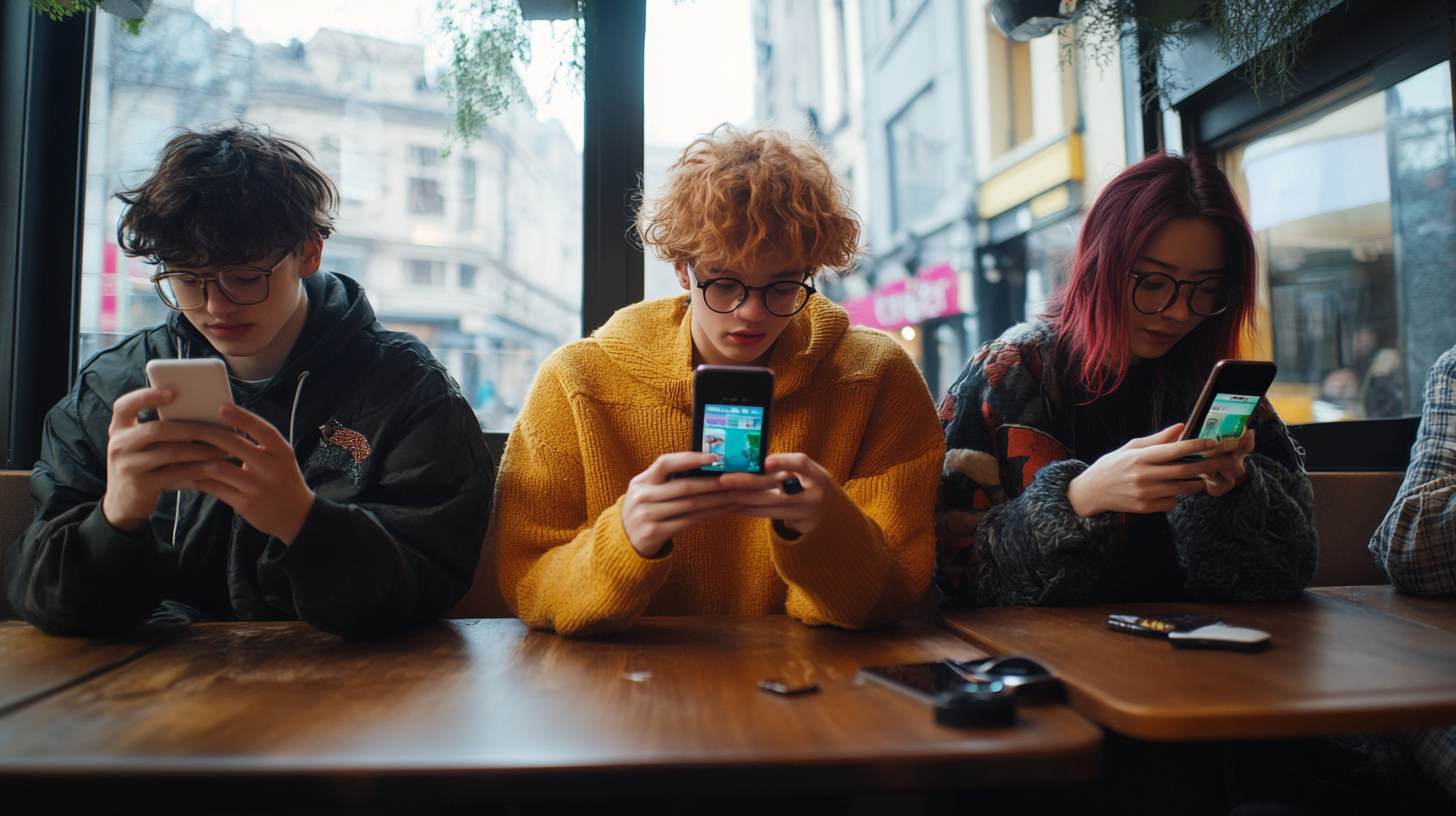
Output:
top-left (1128, 271), bottom-right (1236, 318)
top-left (691, 265), bottom-right (817, 318)
top-left (149, 253), bottom-right (292, 310)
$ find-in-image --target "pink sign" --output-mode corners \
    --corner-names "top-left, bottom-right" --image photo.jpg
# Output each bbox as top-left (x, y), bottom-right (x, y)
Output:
top-left (101, 242), bottom-right (118, 332)
top-left (841, 263), bottom-right (960, 331)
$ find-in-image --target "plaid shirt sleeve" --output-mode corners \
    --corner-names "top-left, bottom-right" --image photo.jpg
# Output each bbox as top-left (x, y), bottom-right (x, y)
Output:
top-left (1369, 346), bottom-right (1456, 596)
top-left (1405, 725), bottom-right (1456, 800)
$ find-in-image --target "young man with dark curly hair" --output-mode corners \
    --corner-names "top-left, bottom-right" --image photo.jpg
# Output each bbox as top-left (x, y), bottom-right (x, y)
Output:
top-left (493, 125), bottom-right (944, 636)
top-left (5, 124), bottom-right (495, 640)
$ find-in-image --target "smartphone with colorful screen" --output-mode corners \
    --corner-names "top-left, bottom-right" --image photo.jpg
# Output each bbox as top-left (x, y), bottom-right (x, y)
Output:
top-left (1178, 360), bottom-right (1277, 460)
top-left (681, 365), bottom-right (774, 477)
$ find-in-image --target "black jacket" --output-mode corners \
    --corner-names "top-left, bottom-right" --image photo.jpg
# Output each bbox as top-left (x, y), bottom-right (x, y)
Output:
top-left (5, 273), bottom-right (494, 639)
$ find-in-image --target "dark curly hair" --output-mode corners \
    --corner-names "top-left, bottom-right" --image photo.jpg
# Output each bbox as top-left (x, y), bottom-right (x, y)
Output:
top-left (116, 123), bottom-right (339, 267)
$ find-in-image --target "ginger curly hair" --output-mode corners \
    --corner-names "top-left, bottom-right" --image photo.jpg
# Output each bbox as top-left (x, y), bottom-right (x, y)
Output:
top-left (635, 125), bottom-right (861, 276)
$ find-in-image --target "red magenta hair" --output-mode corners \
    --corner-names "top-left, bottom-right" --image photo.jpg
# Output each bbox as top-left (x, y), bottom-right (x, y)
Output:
top-left (1046, 153), bottom-right (1258, 398)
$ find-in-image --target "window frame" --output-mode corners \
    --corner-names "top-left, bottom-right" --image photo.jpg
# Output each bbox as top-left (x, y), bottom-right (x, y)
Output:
top-left (0, 6), bottom-right (93, 469)
top-left (0, 3), bottom-right (646, 467)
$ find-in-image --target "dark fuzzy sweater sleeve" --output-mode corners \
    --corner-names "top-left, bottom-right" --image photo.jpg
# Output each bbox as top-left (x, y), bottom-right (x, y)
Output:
top-left (1168, 415), bottom-right (1318, 601)
top-left (936, 324), bottom-right (1124, 608)
top-left (972, 459), bottom-right (1121, 606)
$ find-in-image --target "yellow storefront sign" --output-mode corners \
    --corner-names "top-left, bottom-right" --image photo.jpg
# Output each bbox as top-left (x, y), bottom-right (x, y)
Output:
top-left (979, 133), bottom-right (1084, 220)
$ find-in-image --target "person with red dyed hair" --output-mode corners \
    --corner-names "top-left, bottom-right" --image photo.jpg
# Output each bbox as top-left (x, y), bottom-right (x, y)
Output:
top-left (935, 153), bottom-right (1316, 607)
top-left (494, 125), bottom-right (944, 636)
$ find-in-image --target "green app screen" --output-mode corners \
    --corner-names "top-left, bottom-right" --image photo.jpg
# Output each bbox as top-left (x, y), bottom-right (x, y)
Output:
top-left (1197, 393), bottom-right (1258, 443)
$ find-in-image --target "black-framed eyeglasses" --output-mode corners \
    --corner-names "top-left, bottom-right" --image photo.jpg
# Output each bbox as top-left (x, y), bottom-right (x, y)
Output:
top-left (1128, 271), bottom-right (1236, 318)
top-left (691, 266), bottom-right (817, 318)
top-left (149, 254), bottom-right (291, 311)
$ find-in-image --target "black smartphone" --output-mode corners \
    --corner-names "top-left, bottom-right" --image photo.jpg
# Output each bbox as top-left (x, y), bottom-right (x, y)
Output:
top-left (681, 365), bottom-right (774, 478)
top-left (858, 662), bottom-right (981, 704)
top-left (1106, 613), bottom-right (1229, 638)
top-left (1178, 360), bottom-right (1277, 460)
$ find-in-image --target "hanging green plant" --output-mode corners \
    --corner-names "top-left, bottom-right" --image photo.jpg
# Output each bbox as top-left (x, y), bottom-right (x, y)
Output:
top-left (996, 0), bottom-right (1332, 101)
top-left (434, 0), bottom-right (584, 156)
top-left (27, 0), bottom-right (149, 35)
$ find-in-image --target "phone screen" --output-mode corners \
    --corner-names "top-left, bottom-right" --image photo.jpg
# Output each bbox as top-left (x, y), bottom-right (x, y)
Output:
top-left (1195, 393), bottom-right (1258, 444)
top-left (700, 403), bottom-right (764, 473)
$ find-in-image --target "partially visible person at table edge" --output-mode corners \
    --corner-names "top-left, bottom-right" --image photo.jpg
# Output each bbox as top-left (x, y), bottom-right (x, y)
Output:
top-left (934, 153), bottom-right (1317, 607)
top-left (4, 124), bottom-right (494, 640)
top-left (494, 125), bottom-right (944, 637)
top-left (1363, 343), bottom-right (1456, 804)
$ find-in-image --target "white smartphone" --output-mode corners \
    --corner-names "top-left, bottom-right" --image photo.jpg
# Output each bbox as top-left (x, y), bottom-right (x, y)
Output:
top-left (145, 359), bottom-right (235, 427)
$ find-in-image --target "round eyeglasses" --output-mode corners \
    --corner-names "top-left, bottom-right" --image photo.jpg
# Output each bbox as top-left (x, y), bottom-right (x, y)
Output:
top-left (1128, 271), bottom-right (1236, 317)
top-left (692, 267), bottom-right (817, 318)
top-left (149, 254), bottom-right (291, 311)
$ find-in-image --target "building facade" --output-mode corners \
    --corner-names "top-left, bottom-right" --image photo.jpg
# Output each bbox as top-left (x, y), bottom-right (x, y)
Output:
top-left (79, 0), bottom-right (582, 430)
top-left (752, 0), bottom-right (1127, 398)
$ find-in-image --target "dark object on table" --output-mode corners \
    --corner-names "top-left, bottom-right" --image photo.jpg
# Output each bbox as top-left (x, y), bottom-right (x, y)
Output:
top-left (935, 683), bottom-right (1017, 727)
top-left (951, 655), bottom-right (1065, 702)
top-left (1106, 613), bottom-right (1229, 638)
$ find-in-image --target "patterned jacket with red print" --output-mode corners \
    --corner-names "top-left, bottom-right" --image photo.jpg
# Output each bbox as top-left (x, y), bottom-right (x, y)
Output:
top-left (934, 320), bottom-right (1317, 608)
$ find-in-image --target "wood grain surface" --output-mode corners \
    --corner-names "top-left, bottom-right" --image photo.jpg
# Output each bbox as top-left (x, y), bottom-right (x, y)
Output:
top-left (0, 617), bottom-right (1101, 808)
top-left (1310, 585), bottom-right (1456, 632)
top-left (940, 593), bottom-right (1456, 742)
top-left (0, 621), bottom-right (173, 717)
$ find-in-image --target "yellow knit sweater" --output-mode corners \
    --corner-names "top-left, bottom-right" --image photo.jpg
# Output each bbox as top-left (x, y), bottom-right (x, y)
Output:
top-left (494, 294), bottom-right (945, 636)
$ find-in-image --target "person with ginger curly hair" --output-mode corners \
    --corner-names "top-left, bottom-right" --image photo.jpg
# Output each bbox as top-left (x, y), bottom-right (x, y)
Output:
top-left (493, 125), bottom-right (944, 636)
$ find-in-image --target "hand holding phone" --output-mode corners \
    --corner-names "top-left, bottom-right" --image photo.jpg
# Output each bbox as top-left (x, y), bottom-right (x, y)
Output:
top-left (1176, 361), bottom-right (1275, 456)
top-left (620, 451), bottom-right (750, 558)
top-left (720, 452), bottom-right (831, 536)
top-left (1066, 424), bottom-right (1226, 517)
top-left (1176, 359), bottom-right (1276, 496)
top-left (1196, 427), bottom-right (1256, 497)
top-left (101, 383), bottom-right (236, 534)
top-left (1176, 360), bottom-right (1275, 458)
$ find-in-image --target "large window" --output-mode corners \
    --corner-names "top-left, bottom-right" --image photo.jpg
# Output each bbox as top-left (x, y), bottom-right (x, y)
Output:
top-left (887, 85), bottom-right (947, 234)
top-left (640, 0), bottom-right (757, 302)
top-left (1225, 62), bottom-right (1456, 422)
top-left (76, 2), bottom-right (583, 431)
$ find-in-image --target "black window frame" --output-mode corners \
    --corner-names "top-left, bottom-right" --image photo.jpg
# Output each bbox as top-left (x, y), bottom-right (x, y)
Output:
top-left (0, 3), bottom-right (645, 468)
top-left (1170, 0), bottom-right (1452, 153)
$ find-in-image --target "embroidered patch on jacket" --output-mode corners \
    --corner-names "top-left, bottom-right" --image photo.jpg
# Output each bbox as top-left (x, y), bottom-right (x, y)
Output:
top-left (996, 424), bottom-right (1068, 497)
top-left (305, 419), bottom-right (371, 486)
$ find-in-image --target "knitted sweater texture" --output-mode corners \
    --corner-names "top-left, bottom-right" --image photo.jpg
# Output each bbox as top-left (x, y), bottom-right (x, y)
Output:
top-left (494, 295), bottom-right (944, 636)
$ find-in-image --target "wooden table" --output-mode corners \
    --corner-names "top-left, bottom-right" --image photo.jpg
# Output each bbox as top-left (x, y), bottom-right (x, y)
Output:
top-left (0, 617), bottom-right (1101, 811)
top-left (0, 621), bottom-right (174, 717)
top-left (940, 593), bottom-right (1456, 742)
top-left (1310, 585), bottom-right (1456, 632)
